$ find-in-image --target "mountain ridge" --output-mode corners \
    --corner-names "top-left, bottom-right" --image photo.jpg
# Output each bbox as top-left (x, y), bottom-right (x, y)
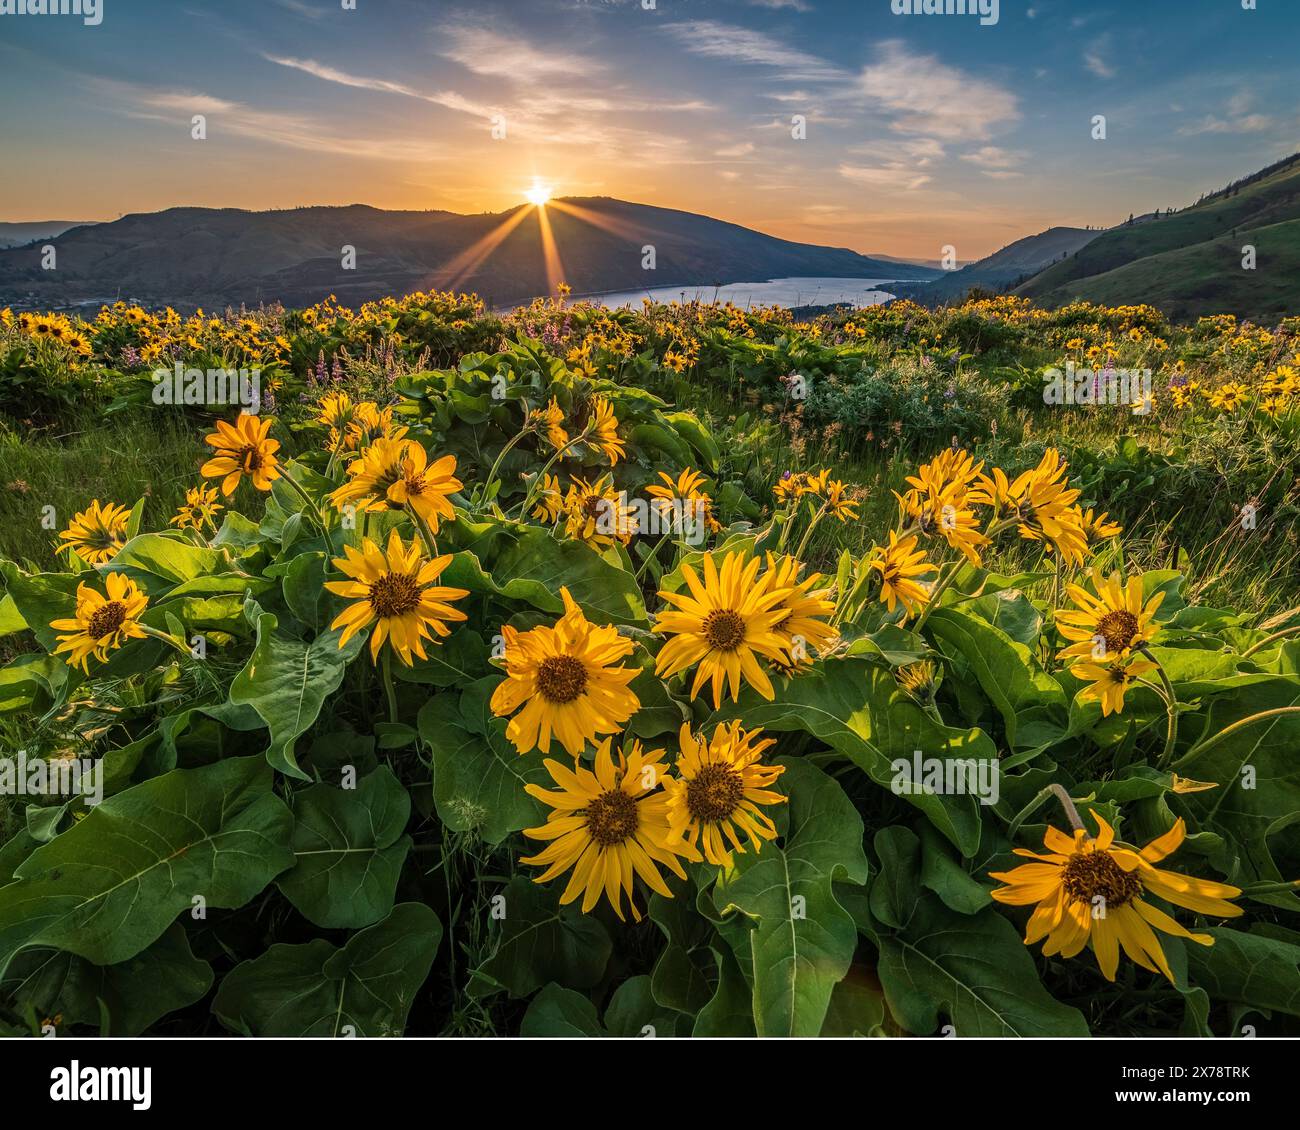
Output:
top-left (0, 198), bottom-right (940, 311)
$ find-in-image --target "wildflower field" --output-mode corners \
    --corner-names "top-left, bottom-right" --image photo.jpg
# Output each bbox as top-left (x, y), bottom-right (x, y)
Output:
top-left (0, 290), bottom-right (1298, 1038)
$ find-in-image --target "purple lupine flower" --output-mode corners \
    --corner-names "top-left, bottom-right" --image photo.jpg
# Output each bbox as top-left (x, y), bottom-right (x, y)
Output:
top-left (120, 345), bottom-right (141, 370)
top-left (315, 350), bottom-right (327, 385)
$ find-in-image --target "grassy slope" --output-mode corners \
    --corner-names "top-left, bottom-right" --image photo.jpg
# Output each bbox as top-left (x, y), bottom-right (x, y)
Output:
top-left (1016, 155), bottom-right (1300, 318)
top-left (1023, 218), bottom-right (1300, 322)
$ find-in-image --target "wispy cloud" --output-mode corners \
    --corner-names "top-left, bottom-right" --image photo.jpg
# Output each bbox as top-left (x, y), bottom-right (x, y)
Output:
top-left (661, 19), bottom-right (843, 81)
top-left (264, 55), bottom-right (496, 118)
top-left (856, 42), bottom-right (1019, 141)
top-left (838, 162), bottom-right (932, 192)
top-left (1084, 39), bottom-right (1115, 80)
top-left (439, 24), bottom-right (599, 82)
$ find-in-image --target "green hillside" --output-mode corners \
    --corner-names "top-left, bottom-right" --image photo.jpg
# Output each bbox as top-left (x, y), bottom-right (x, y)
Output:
top-left (1017, 153), bottom-right (1300, 320)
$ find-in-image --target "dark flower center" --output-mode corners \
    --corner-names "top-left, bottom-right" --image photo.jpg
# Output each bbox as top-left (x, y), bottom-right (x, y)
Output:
top-left (585, 788), bottom-right (638, 847)
top-left (368, 572), bottom-right (422, 618)
top-left (686, 764), bottom-right (745, 823)
top-left (702, 608), bottom-right (746, 651)
top-left (536, 655), bottom-right (588, 703)
top-left (1061, 851), bottom-right (1142, 909)
top-left (1095, 609), bottom-right (1140, 654)
top-left (240, 446), bottom-right (265, 472)
top-left (87, 601), bottom-right (127, 640)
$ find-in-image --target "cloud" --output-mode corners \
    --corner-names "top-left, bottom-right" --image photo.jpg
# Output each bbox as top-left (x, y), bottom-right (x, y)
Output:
top-left (847, 138), bottom-right (945, 167)
top-left (123, 87), bottom-right (445, 162)
top-left (661, 19), bottom-right (843, 81)
top-left (838, 162), bottom-right (932, 192)
top-left (1084, 50), bottom-right (1114, 79)
top-left (960, 145), bottom-right (1023, 170)
top-left (856, 42), bottom-right (1019, 141)
top-left (264, 55), bottom-right (497, 118)
top-left (715, 141), bottom-right (756, 158)
top-left (1178, 113), bottom-right (1274, 136)
top-left (439, 24), bottom-right (599, 82)
top-left (743, 0), bottom-right (812, 10)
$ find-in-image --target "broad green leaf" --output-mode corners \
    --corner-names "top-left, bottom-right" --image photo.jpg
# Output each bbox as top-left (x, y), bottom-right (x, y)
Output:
top-left (0, 757), bottom-right (293, 974)
top-left (868, 826), bottom-right (921, 930)
top-left (712, 757), bottom-right (869, 1037)
top-left (875, 892), bottom-right (1089, 1036)
top-left (229, 612), bottom-right (365, 780)
top-left (519, 983), bottom-right (603, 1037)
top-left (1186, 927), bottom-right (1300, 1022)
top-left (0, 923), bottom-right (211, 1036)
top-left (928, 605), bottom-right (1067, 752)
top-left (710, 658), bottom-right (987, 857)
top-left (467, 876), bottom-right (611, 1000)
top-left (212, 902), bottom-right (441, 1036)
top-left (277, 766), bottom-right (412, 928)
top-left (417, 681), bottom-right (548, 845)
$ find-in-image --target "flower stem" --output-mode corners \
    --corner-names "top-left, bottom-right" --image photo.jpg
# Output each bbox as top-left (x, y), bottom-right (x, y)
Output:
top-left (516, 425), bottom-right (592, 520)
top-left (911, 558), bottom-right (961, 634)
top-left (408, 506), bottom-right (441, 559)
top-left (1240, 624), bottom-right (1300, 659)
top-left (792, 500), bottom-right (829, 562)
top-left (1006, 782), bottom-right (1088, 843)
top-left (381, 648), bottom-right (398, 724)
top-left (282, 470), bottom-right (336, 557)
top-left (1139, 645), bottom-right (1179, 767)
top-left (635, 531), bottom-right (671, 583)
top-left (1171, 706), bottom-right (1300, 769)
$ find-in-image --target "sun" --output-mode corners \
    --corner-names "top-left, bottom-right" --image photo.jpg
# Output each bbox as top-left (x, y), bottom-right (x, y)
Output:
top-left (525, 178), bottom-right (553, 206)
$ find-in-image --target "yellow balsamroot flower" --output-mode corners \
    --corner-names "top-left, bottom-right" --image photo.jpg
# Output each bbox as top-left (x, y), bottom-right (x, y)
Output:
top-left (329, 439), bottom-right (461, 534)
top-left (201, 413), bottom-right (282, 496)
top-left (588, 395), bottom-right (625, 465)
top-left (664, 721), bottom-right (786, 867)
top-left (977, 448), bottom-right (1088, 566)
top-left (520, 737), bottom-right (693, 922)
top-left (990, 813), bottom-right (1242, 983)
top-left (1070, 654), bottom-right (1157, 716)
top-left (325, 530), bottom-right (468, 665)
top-left (824, 478), bottom-right (859, 522)
top-left (170, 485), bottom-right (223, 532)
top-left (490, 587), bottom-right (640, 756)
top-left (645, 468), bottom-right (721, 535)
top-left (1081, 508), bottom-right (1122, 543)
top-left (58, 499), bottom-right (131, 565)
top-left (562, 475), bottom-right (638, 548)
top-left (1056, 569), bottom-right (1164, 664)
top-left (530, 472), bottom-right (566, 523)
top-left (764, 552), bottom-right (838, 660)
top-left (346, 401), bottom-right (407, 449)
top-left (52, 572), bottom-right (148, 671)
top-left (654, 551), bottom-right (793, 707)
top-left (869, 531), bottom-right (934, 619)
top-left (1209, 382), bottom-right (1248, 412)
top-left (530, 397), bottom-right (569, 450)
top-left (316, 391), bottom-right (355, 439)
top-left (895, 659), bottom-right (938, 705)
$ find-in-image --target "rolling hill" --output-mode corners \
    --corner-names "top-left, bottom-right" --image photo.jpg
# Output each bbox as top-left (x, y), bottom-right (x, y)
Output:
top-left (1016, 153), bottom-right (1300, 321)
top-left (0, 199), bottom-right (938, 311)
top-left (0, 221), bottom-right (96, 250)
top-left (892, 226), bottom-right (1105, 305)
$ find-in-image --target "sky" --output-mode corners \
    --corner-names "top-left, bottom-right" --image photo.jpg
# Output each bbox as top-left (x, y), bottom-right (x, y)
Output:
top-left (2, 0), bottom-right (1297, 260)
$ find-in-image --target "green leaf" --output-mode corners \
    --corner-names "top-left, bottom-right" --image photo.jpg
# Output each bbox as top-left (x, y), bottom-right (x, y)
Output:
top-left (820, 969), bottom-right (887, 1037)
top-left (212, 903), bottom-right (442, 1036)
top-left (467, 876), bottom-right (611, 1000)
top-left (229, 612), bottom-right (365, 780)
top-left (519, 983), bottom-right (604, 1036)
top-left (277, 766), bottom-right (412, 929)
top-left (712, 757), bottom-right (869, 1036)
top-left (868, 826), bottom-right (921, 930)
top-left (711, 658), bottom-right (987, 857)
top-left (1186, 927), bottom-right (1300, 1021)
top-left (418, 682), bottom-right (549, 845)
top-left (875, 891), bottom-right (1089, 1036)
top-left (604, 975), bottom-right (678, 1038)
top-left (928, 605), bottom-right (1067, 752)
top-left (0, 923), bottom-right (211, 1036)
top-left (0, 757), bottom-right (293, 974)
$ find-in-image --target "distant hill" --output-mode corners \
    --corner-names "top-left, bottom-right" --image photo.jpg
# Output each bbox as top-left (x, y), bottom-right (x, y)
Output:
top-left (1015, 153), bottom-right (1300, 321)
top-left (891, 226), bottom-right (1105, 304)
top-left (0, 199), bottom-right (939, 311)
top-left (0, 221), bottom-right (97, 250)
